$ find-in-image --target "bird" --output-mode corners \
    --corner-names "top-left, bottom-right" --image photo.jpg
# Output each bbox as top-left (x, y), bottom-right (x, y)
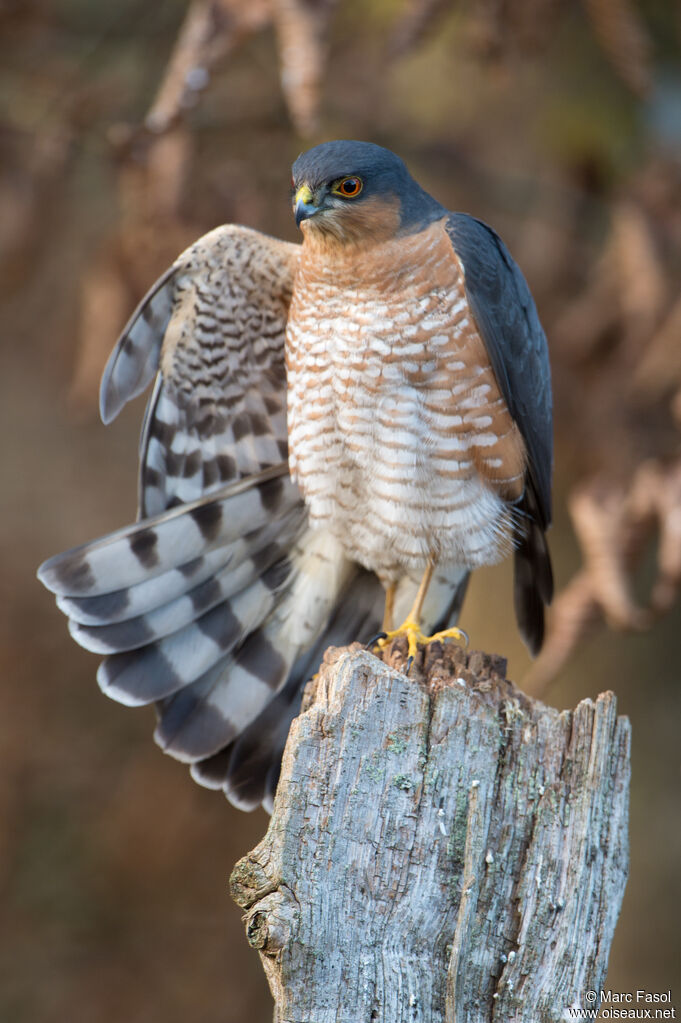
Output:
top-left (38, 140), bottom-right (553, 813)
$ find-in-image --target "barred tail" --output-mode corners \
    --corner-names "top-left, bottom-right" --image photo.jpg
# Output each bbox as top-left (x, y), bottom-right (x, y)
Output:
top-left (38, 469), bottom-right (386, 811)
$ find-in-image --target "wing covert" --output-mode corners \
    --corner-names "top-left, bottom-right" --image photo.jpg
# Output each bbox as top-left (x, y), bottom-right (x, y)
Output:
top-left (101, 224), bottom-right (300, 517)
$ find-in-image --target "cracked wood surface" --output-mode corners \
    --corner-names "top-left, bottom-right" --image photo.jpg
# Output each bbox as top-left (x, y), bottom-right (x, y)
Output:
top-left (230, 643), bottom-right (630, 1022)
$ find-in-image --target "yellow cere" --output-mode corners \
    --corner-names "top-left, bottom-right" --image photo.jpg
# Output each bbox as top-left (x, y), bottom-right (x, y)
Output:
top-left (295, 184), bottom-right (314, 205)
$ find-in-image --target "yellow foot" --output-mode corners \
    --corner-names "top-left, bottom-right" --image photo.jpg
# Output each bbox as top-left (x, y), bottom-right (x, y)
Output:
top-left (376, 619), bottom-right (469, 662)
top-left (427, 625), bottom-right (470, 648)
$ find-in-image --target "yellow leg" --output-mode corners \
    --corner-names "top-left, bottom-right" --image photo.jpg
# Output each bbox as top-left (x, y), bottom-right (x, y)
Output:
top-left (406, 559), bottom-right (434, 625)
top-left (377, 559), bottom-right (468, 662)
top-left (382, 584), bottom-right (396, 633)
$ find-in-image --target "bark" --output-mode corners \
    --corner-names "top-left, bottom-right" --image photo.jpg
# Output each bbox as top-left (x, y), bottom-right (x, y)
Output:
top-left (230, 642), bottom-right (630, 1023)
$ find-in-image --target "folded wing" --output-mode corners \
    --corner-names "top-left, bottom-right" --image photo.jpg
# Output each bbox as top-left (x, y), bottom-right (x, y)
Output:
top-left (445, 214), bottom-right (553, 654)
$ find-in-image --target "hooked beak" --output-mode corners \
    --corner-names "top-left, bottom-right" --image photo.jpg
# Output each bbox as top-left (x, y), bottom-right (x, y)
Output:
top-left (294, 184), bottom-right (319, 227)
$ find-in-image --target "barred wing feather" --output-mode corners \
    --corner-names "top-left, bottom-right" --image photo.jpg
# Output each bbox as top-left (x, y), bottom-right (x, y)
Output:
top-left (38, 224), bottom-right (369, 811)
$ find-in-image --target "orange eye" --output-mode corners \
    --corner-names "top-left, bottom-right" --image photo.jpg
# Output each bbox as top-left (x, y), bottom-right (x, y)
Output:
top-left (333, 176), bottom-right (363, 198)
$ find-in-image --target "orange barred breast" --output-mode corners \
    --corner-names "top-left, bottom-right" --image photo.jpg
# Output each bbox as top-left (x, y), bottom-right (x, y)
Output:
top-left (285, 217), bottom-right (526, 584)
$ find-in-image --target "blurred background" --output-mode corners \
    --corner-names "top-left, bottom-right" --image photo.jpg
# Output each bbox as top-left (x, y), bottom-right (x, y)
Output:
top-left (2, 0), bottom-right (681, 1019)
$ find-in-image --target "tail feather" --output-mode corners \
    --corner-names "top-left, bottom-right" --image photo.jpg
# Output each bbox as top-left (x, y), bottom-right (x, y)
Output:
top-left (190, 568), bottom-right (386, 811)
top-left (154, 641), bottom-right (285, 762)
top-left (69, 550), bottom-right (293, 653)
top-left (56, 527), bottom-right (295, 627)
top-left (38, 466), bottom-right (297, 598)
top-left (203, 665), bottom-right (306, 811)
top-left (40, 459), bottom-right (487, 812)
top-left (154, 656), bottom-right (240, 759)
top-left (151, 532), bottom-right (358, 768)
top-left (42, 481), bottom-right (366, 807)
top-left (96, 578), bottom-right (282, 704)
top-left (513, 487), bottom-right (553, 656)
top-left (54, 547), bottom-right (231, 625)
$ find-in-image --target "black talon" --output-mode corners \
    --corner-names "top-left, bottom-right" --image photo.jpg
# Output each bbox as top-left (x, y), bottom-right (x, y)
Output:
top-left (405, 655), bottom-right (414, 674)
top-left (366, 631), bottom-right (387, 649)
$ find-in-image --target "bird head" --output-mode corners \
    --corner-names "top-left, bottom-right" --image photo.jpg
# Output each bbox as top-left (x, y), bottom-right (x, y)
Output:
top-left (291, 140), bottom-right (442, 245)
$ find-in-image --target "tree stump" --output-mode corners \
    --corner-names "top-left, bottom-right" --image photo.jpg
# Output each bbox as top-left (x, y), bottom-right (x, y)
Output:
top-left (230, 642), bottom-right (630, 1023)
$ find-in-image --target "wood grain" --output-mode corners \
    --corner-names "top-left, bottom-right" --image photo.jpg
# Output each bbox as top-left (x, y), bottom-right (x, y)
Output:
top-left (231, 643), bottom-right (630, 1022)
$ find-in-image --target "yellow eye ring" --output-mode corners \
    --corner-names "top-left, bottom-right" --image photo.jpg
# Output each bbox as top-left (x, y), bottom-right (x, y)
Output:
top-left (332, 176), bottom-right (363, 198)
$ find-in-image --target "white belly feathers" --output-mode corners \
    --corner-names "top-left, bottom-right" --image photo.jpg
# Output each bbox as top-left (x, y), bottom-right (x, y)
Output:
top-left (285, 229), bottom-right (522, 585)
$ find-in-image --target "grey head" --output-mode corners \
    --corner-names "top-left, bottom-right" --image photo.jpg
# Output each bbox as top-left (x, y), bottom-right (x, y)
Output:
top-left (291, 140), bottom-right (444, 238)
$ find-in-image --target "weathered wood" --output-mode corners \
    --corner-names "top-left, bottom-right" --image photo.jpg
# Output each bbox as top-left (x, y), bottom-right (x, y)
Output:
top-left (230, 642), bottom-right (630, 1023)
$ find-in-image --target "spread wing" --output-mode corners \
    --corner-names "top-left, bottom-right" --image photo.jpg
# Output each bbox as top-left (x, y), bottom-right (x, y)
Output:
top-left (39, 224), bottom-right (385, 810)
top-left (101, 224), bottom-right (298, 515)
top-left (445, 213), bottom-right (553, 653)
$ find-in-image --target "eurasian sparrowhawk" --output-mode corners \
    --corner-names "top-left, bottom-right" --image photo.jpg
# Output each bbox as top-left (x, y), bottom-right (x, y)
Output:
top-left (39, 140), bottom-right (553, 811)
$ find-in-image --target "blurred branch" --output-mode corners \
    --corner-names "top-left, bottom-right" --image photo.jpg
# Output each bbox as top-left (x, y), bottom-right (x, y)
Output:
top-left (273, 0), bottom-right (338, 139)
top-left (146, 0), bottom-right (337, 140)
top-left (582, 0), bottom-right (652, 97)
top-left (145, 0), bottom-right (270, 135)
top-left (527, 456), bottom-right (681, 692)
top-left (634, 294), bottom-right (681, 402)
top-left (468, 0), bottom-right (562, 58)
top-left (553, 199), bottom-right (667, 368)
top-left (389, 0), bottom-right (452, 57)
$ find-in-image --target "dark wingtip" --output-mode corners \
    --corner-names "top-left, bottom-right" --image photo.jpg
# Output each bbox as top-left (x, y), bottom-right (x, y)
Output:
top-left (190, 748), bottom-right (233, 790)
top-left (513, 523), bottom-right (552, 657)
top-left (517, 591), bottom-right (545, 657)
top-left (37, 549), bottom-right (95, 595)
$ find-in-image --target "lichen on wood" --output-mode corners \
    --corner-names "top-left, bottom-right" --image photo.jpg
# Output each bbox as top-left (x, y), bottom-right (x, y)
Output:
top-left (230, 642), bottom-right (630, 1023)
